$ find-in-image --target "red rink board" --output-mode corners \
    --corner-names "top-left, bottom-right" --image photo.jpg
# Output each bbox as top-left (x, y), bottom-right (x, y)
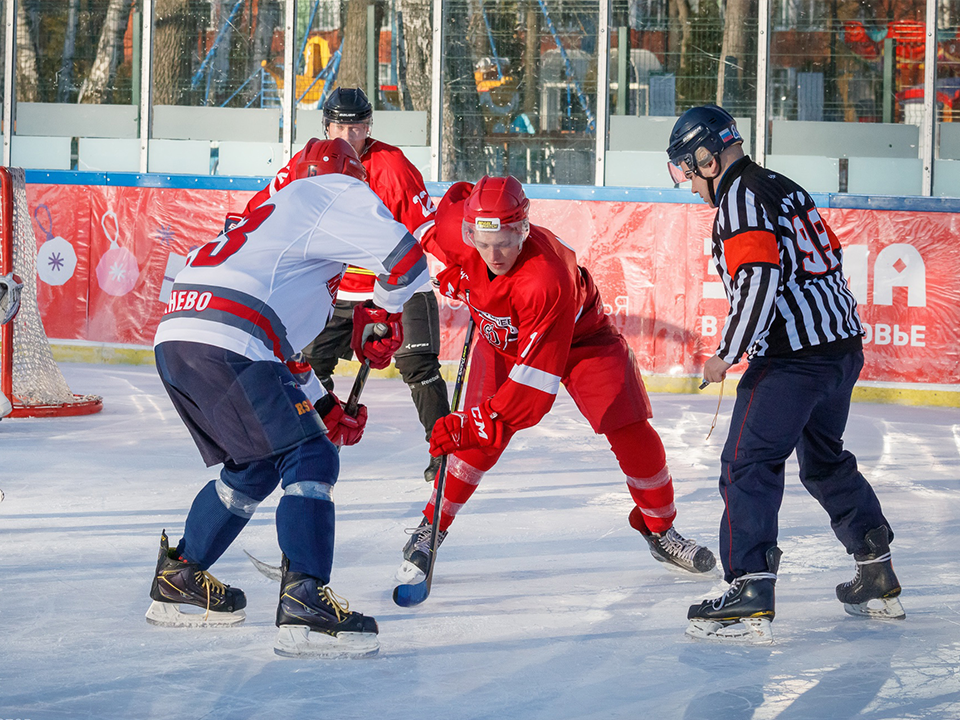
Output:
top-left (24, 182), bottom-right (960, 386)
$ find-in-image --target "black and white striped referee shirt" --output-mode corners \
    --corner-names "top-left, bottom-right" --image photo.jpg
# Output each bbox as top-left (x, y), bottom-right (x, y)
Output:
top-left (711, 157), bottom-right (863, 363)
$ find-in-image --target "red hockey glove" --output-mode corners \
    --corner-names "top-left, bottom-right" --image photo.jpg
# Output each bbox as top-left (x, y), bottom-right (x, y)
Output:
top-left (429, 402), bottom-right (503, 456)
top-left (435, 264), bottom-right (469, 303)
top-left (317, 393), bottom-right (368, 447)
top-left (351, 302), bottom-right (403, 370)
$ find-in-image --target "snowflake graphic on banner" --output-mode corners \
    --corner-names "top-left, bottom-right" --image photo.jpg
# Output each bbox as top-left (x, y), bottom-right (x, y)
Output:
top-left (154, 224), bottom-right (175, 248)
top-left (35, 204), bottom-right (77, 286)
top-left (109, 262), bottom-right (128, 283)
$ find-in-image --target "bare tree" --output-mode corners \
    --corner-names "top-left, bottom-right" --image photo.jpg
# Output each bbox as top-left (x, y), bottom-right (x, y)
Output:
top-left (339, 0), bottom-right (384, 98)
top-left (716, 0), bottom-right (756, 112)
top-left (15, 0), bottom-right (39, 102)
top-left (441, 5), bottom-right (483, 179)
top-left (398, 0), bottom-right (432, 112)
top-left (154, 0), bottom-right (198, 105)
top-left (78, 0), bottom-right (135, 104)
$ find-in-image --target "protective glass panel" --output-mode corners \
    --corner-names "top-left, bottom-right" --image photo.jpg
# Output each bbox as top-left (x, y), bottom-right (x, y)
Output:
top-left (607, 0), bottom-right (757, 188)
top-left (765, 0), bottom-right (925, 195)
top-left (151, 0), bottom-right (285, 112)
top-left (440, 0), bottom-right (599, 185)
top-left (15, 0), bottom-right (139, 104)
top-left (10, 1), bottom-right (143, 170)
top-left (292, 0), bottom-right (433, 157)
top-left (937, 0), bottom-right (959, 127)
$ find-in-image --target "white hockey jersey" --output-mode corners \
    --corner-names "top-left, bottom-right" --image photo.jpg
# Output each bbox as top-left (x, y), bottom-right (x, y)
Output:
top-left (155, 174), bottom-right (429, 391)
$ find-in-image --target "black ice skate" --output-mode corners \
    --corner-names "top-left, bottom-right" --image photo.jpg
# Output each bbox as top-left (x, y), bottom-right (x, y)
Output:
top-left (685, 547), bottom-right (782, 644)
top-left (836, 526), bottom-right (905, 620)
top-left (395, 517), bottom-right (447, 585)
top-left (424, 455), bottom-right (443, 483)
top-left (275, 560), bottom-right (379, 658)
top-left (629, 507), bottom-right (716, 574)
top-left (145, 530), bottom-right (246, 627)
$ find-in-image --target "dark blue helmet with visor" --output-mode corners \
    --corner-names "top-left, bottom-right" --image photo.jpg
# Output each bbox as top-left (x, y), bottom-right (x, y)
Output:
top-left (666, 105), bottom-right (742, 185)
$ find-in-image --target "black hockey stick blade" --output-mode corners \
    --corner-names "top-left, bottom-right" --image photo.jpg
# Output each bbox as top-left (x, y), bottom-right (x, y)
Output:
top-left (244, 549), bottom-right (283, 582)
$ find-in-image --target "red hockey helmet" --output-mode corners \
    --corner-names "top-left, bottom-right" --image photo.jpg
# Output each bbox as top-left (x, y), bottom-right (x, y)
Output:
top-left (461, 175), bottom-right (530, 248)
top-left (293, 137), bottom-right (367, 183)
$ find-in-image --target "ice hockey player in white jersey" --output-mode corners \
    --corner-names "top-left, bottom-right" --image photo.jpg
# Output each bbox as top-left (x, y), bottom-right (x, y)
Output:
top-left (148, 138), bottom-right (429, 659)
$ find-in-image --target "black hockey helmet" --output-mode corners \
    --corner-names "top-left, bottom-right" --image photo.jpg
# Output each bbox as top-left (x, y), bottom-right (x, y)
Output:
top-left (666, 104), bottom-right (741, 184)
top-left (323, 87), bottom-right (373, 125)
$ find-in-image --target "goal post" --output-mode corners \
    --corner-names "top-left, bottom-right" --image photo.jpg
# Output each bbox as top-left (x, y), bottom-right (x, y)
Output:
top-left (0, 167), bottom-right (102, 418)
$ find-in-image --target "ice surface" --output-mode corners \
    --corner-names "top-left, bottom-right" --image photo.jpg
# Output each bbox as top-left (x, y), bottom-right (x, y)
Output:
top-left (1, 364), bottom-right (959, 719)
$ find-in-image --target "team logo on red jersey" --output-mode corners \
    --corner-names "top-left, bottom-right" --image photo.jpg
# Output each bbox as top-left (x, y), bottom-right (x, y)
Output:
top-left (476, 309), bottom-right (518, 349)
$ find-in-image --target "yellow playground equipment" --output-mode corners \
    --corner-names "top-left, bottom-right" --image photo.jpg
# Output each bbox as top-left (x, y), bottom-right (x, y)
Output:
top-left (261, 35), bottom-right (333, 108)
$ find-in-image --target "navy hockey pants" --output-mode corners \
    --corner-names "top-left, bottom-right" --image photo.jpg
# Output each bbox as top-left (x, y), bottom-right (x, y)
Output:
top-left (156, 341), bottom-right (340, 581)
top-left (718, 349), bottom-right (892, 582)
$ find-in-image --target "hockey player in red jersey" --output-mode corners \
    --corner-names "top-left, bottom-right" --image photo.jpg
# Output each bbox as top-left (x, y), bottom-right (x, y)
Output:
top-left (149, 138), bottom-right (429, 658)
top-left (242, 88), bottom-right (450, 484)
top-left (394, 175), bottom-right (716, 585)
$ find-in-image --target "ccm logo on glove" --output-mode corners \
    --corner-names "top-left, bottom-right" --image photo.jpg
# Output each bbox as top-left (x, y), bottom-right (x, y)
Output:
top-left (429, 402), bottom-right (503, 456)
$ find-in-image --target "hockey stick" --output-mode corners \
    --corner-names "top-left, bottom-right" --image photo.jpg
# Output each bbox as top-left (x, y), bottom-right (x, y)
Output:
top-left (393, 316), bottom-right (476, 607)
top-left (245, 322), bottom-right (388, 582)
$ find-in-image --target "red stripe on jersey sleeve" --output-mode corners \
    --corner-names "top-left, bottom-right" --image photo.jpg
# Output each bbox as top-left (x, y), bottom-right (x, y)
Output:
top-left (723, 229), bottom-right (779, 276)
top-left (385, 242), bottom-right (425, 285)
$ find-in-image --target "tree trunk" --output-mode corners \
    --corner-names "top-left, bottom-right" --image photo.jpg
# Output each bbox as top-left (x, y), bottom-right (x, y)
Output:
top-left (58, 0), bottom-right (81, 103)
top-left (716, 0), bottom-right (755, 111)
top-left (15, 0), bottom-right (39, 102)
top-left (154, 0), bottom-right (197, 106)
top-left (441, 5), bottom-right (483, 179)
top-left (398, 0), bottom-right (432, 113)
top-left (339, 0), bottom-right (383, 99)
top-left (78, 0), bottom-right (135, 104)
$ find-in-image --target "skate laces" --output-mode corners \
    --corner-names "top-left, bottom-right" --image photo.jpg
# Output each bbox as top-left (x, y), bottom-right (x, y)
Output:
top-left (319, 586), bottom-right (350, 622)
top-left (712, 572), bottom-right (777, 610)
top-left (194, 569), bottom-right (227, 618)
top-left (407, 522), bottom-right (443, 554)
top-left (660, 528), bottom-right (702, 563)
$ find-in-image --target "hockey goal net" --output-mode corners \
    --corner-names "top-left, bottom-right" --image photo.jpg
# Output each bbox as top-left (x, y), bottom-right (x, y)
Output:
top-left (0, 167), bottom-right (102, 417)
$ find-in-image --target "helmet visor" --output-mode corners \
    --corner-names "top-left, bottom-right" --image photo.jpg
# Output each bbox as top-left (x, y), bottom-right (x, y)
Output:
top-left (667, 159), bottom-right (693, 185)
top-left (462, 218), bottom-right (529, 249)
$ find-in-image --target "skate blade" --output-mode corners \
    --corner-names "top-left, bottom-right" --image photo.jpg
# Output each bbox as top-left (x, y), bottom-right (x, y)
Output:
top-left (394, 560), bottom-right (426, 585)
top-left (274, 625), bottom-right (379, 659)
top-left (843, 596), bottom-right (906, 620)
top-left (145, 600), bottom-right (246, 628)
top-left (685, 617), bottom-right (774, 644)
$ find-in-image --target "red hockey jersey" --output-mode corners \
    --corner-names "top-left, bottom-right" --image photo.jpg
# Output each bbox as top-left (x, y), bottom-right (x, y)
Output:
top-left (244, 137), bottom-right (436, 300)
top-left (435, 223), bottom-right (607, 432)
